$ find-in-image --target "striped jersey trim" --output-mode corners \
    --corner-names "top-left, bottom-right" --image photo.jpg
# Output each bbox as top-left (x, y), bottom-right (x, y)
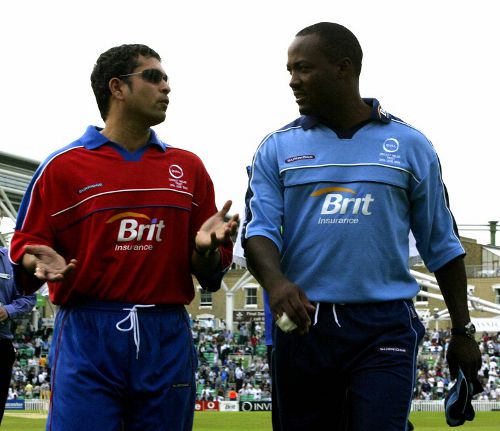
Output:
top-left (51, 188), bottom-right (196, 217)
top-left (279, 162), bottom-right (421, 184)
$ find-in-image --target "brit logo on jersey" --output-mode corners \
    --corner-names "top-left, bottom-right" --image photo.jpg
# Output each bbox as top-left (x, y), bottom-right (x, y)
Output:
top-left (105, 212), bottom-right (165, 251)
top-left (310, 186), bottom-right (374, 225)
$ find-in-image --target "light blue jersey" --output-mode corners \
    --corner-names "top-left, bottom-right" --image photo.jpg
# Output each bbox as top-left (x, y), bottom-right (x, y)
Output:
top-left (243, 99), bottom-right (464, 303)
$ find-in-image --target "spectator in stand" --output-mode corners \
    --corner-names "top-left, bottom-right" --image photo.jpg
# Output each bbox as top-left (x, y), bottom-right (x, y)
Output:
top-left (228, 386), bottom-right (238, 401)
top-left (240, 323), bottom-right (250, 345)
top-left (220, 341), bottom-right (231, 363)
top-left (38, 368), bottom-right (48, 384)
top-left (221, 367), bottom-right (229, 386)
top-left (488, 363), bottom-right (498, 385)
top-left (40, 380), bottom-right (50, 400)
top-left (235, 364), bottom-right (245, 391)
top-left (24, 381), bottom-right (33, 399)
top-left (490, 385), bottom-right (498, 401)
top-left (250, 333), bottom-right (259, 355)
top-left (216, 386), bottom-right (225, 402)
top-left (199, 387), bottom-right (211, 401)
top-left (250, 319), bottom-right (256, 337)
top-left (430, 338), bottom-right (444, 356)
top-left (435, 378), bottom-right (445, 399)
top-left (490, 356), bottom-right (498, 371)
top-left (7, 386), bottom-right (18, 400)
top-left (34, 334), bottom-right (42, 357)
top-left (253, 384), bottom-right (262, 400)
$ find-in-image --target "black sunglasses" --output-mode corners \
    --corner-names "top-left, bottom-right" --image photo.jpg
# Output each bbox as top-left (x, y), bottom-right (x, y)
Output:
top-left (119, 69), bottom-right (169, 85)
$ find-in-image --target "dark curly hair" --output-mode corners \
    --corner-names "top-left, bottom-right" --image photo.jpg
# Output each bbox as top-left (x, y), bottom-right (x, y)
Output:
top-left (296, 22), bottom-right (363, 76)
top-left (90, 44), bottom-right (161, 121)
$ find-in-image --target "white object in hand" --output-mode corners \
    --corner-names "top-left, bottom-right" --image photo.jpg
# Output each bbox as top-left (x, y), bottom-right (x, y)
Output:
top-left (277, 312), bottom-right (298, 332)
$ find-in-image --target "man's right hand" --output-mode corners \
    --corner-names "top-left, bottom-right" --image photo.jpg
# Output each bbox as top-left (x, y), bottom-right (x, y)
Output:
top-left (268, 279), bottom-right (315, 334)
top-left (23, 245), bottom-right (77, 282)
top-left (245, 235), bottom-right (315, 334)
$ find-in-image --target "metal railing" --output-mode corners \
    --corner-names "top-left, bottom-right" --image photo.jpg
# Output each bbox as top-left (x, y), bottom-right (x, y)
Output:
top-left (23, 398), bottom-right (50, 412)
top-left (411, 400), bottom-right (500, 412)
top-left (466, 264), bottom-right (500, 278)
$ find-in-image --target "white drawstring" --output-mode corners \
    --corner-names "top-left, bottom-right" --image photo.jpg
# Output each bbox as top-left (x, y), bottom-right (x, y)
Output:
top-left (332, 304), bottom-right (342, 327)
top-left (313, 303), bottom-right (320, 326)
top-left (313, 303), bottom-right (342, 327)
top-left (115, 304), bottom-right (155, 359)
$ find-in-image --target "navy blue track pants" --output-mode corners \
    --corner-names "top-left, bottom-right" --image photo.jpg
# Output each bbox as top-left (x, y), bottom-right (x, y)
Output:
top-left (273, 300), bottom-right (425, 431)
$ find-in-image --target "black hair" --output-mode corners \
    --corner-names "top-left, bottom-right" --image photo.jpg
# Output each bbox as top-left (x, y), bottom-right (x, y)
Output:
top-left (296, 22), bottom-right (363, 76)
top-left (90, 44), bottom-right (161, 121)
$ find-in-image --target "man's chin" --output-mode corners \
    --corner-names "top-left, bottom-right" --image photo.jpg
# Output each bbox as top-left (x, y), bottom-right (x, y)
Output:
top-left (298, 104), bottom-right (312, 116)
top-left (149, 112), bottom-right (167, 127)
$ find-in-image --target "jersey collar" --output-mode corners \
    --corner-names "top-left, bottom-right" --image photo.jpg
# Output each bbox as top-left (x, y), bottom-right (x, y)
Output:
top-left (81, 126), bottom-right (167, 151)
top-left (301, 98), bottom-right (391, 130)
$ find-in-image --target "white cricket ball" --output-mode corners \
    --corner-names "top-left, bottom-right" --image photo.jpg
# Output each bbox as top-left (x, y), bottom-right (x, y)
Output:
top-left (276, 312), bottom-right (298, 332)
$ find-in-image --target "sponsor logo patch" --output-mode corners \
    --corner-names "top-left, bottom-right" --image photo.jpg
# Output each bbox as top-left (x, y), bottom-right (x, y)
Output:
top-left (379, 137), bottom-right (402, 164)
top-left (382, 138), bottom-right (399, 153)
top-left (378, 346), bottom-right (407, 354)
top-left (285, 154), bottom-right (315, 163)
top-left (169, 164), bottom-right (184, 179)
top-left (168, 164), bottom-right (189, 191)
top-left (78, 183), bottom-right (103, 194)
top-left (311, 186), bottom-right (374, 225)
top-left (105, 212), bottom-right (165, 251)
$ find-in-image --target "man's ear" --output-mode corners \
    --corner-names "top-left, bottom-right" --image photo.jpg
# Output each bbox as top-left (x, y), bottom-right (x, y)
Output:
top-left (109, 77), bottom-right (125, 100)
top-left (336, 57), bottom-right (353, 78)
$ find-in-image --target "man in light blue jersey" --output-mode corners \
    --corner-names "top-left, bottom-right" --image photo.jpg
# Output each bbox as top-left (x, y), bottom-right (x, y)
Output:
top-left (243, 22), bottom-right (481, 430)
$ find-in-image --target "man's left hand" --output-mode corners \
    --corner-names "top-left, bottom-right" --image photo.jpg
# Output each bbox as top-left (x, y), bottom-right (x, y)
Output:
top-left (446, 335), bottom-right (482, 381)
top-left (195, 200), bottom-right (239, 253)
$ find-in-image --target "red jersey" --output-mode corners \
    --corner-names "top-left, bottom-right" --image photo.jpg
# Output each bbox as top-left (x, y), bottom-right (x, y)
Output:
top-left (10, 126), bottom-right (232, 305)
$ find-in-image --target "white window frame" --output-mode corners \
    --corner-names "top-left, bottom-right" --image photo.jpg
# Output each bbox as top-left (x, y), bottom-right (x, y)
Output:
top-left (199, 288), bottom-right (213, 308)
top-left (244, 284), bottom-right (259, 308)
top-left (492, 284), bottom-right (500, 305)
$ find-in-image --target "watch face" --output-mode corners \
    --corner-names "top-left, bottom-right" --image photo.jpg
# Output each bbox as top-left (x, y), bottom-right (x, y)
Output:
top-left (465, 322), bottom-right (476, 336)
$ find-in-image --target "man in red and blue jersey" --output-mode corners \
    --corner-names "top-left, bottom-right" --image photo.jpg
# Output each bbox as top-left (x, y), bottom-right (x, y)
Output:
top-left (9, 44), bottom-right (238, 431)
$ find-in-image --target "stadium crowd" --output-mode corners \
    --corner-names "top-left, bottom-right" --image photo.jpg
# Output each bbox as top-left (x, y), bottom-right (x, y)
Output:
top-left (415, 328), bottom-right (499, 401)
top-left (6, 316), bottom-right (500, 403)
top-left (6, 322), bottom-right (51, 401)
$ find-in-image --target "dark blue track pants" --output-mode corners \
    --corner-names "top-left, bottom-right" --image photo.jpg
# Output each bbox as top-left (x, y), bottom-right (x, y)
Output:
top-left (273, 300), bottom-right (425, 431)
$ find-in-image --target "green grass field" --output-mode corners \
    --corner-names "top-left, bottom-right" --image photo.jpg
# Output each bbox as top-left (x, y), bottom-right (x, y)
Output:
top-left (2, 411), bottom-right (499, 430)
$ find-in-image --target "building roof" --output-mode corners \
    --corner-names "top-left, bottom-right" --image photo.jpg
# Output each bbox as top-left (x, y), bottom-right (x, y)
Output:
top-left (483, 245), bottom-right (500, 258)
top-left (0, 151), bottom-right (39, 218)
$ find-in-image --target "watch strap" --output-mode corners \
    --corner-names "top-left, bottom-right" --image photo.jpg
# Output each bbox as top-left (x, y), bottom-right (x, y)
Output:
top-left (451, 322), bottom-right (475, 337)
